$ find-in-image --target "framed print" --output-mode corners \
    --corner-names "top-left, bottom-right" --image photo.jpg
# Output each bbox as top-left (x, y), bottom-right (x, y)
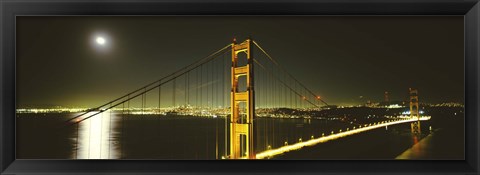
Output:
top-left (1, 0), bottom-right (479, 174)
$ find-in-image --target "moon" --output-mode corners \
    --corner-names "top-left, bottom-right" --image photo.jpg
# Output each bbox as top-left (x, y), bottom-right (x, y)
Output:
top-left (96, 37), bottom-right (106, 45)
top-left (91, 32), bottom-right (112, 53)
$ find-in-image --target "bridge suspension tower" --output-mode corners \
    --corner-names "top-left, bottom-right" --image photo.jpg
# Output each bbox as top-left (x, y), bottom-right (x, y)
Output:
top-left (409, 88), bottom-right (421, 135)
top-left (229, 38), bottom-right (255, 159)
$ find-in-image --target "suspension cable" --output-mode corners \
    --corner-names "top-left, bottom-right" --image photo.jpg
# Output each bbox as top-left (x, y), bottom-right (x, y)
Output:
top-left (252, 40), bottom-right (328, 106)
top-left (66, 44), bottom-right (233, 124)
top-left (253, 58), bottom-right (320, 108)
top-left (67, 46), bottom-right (232, 125)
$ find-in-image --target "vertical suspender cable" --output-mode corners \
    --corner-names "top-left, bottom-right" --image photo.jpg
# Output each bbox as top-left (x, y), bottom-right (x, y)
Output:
top-left (121, 102), bottom-right (125, 159)
top-left (223, 52), bottom-right (227, 158)
top-left (206, 62), bottom-right (209, 109)
top-left (173, 79), bottom-right (176, 108)
top-left (185, 73), bottom-right (187, 107)
top-left (200, 64), bottom-right (203, 108)
top-left (156, 83), bottom-right (163, 156)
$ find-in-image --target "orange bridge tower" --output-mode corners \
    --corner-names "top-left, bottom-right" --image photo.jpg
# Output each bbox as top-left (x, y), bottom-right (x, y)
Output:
top-left (229, 38), bottom-right (255, 159)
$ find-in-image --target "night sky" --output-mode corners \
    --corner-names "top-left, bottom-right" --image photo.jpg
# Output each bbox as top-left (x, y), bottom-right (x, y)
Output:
top-left (16, 16), bottom-right (464, 108)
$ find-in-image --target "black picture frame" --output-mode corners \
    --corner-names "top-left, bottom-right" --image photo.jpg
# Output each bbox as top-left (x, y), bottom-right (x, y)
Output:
top-left (1, 0), bottom-right (479, 174)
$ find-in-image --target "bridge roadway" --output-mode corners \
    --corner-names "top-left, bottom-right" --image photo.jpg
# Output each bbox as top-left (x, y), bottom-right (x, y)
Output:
top-left (253, 116), bottom-right (431, 159)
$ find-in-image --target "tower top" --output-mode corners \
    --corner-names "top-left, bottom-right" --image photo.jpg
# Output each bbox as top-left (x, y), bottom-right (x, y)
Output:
top-left (384, 91), bottom-right (389, 102)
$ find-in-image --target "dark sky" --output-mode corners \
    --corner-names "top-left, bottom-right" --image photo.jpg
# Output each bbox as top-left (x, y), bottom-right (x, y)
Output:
top-left (16, 16), bottom-right (464, 108)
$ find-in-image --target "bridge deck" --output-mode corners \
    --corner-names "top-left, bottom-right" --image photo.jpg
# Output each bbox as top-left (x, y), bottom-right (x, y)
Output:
top-left (254, 116), bottom-right (431, 159)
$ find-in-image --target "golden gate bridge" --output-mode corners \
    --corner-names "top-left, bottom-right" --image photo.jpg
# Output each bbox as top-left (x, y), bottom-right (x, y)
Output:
top-left (64, 38), bottom-right (430, 159)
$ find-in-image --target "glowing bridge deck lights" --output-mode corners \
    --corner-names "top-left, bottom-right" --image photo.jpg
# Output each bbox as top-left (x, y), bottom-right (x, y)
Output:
top-left (254, 116), bottom-right (431, 159)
